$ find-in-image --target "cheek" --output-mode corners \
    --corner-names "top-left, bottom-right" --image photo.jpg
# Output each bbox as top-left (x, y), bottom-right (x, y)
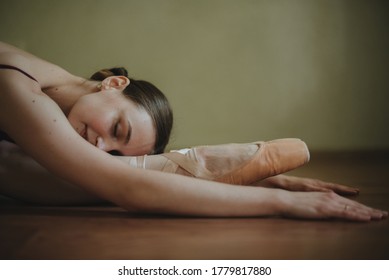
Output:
top-left (67, 108), bottom-right (83, 133)
top-left (136, 127), bottom-right (157, 154)
top-left (89, 116), bottom-right (111, 135)
top-left (68, 104), bottom-right (105, 135)
top-left (68, 98), bottom-right (91, 124)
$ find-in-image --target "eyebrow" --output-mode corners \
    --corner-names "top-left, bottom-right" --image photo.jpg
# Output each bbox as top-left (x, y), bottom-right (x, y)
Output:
top-left (125, 120), bottom-right (132, 145)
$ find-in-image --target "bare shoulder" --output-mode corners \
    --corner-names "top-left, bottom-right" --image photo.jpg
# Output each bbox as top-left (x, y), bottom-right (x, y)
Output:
top-left (0, 42), bottom-right (134, 200)
top-left (0, 41), bottom-right (74, 89)
top-left (0, 41), bottom-right (26, 54)
top-left (0, 72), bottom-right (124, 189)
top-left (0, 42), bottom-right (99, 171)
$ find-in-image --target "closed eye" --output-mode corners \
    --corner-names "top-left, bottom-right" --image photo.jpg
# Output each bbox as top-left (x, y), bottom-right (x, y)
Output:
top-left (112, 121), bottom-right (119, 138)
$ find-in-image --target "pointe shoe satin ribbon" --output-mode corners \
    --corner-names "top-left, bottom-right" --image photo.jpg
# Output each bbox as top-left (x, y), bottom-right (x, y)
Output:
top-left (161, 138), bottom-right (310, 185)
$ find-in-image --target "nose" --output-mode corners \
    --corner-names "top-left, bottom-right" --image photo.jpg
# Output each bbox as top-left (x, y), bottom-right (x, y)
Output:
top-left (96, 136), bottom-right (120, 153)
top-left (96, 137), bottom-right (107, 151)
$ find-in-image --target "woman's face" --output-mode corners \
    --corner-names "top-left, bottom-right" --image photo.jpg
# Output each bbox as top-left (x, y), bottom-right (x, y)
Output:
top-left (68, 89), bottom-right (156, 156)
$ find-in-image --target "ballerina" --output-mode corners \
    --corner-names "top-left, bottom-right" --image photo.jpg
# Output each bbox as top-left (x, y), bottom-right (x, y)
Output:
top-left (0, 41), bottom-right (387, 221)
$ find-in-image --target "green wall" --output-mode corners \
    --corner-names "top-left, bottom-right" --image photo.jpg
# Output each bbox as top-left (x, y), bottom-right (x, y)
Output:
top-left (1, 0), bottom-right (388, 151)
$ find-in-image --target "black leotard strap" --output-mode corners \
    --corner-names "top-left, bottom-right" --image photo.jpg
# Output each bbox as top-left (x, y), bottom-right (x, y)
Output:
top-left (0, 64), bottom-right (38, 82)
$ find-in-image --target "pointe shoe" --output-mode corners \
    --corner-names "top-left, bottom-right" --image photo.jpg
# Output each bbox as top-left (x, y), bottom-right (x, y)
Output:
top-left (157, 138), bottom-right (310, 185)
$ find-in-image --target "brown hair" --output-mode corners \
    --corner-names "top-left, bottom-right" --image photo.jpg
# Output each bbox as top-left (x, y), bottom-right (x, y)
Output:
top-left (90, 67), bottom-right (173, 154)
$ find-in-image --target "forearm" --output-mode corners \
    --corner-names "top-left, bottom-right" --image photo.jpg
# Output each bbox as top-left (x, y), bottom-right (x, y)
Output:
top-left (0, 145), bottom-right (283, 215)
top-left (114, 167), bottom-right (283, 217)
top-left (113, 154), bottom-right (284, 216)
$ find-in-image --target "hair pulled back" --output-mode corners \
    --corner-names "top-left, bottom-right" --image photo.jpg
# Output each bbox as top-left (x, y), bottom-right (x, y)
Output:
top-left (90, 67), bottom-right (173, 154)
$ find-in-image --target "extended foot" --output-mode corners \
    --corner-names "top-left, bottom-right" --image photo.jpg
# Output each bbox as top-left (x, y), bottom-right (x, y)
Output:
top-left (121, 139), bottom-right (310, 185)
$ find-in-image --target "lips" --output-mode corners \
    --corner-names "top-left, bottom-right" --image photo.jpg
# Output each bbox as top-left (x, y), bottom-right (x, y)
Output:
top-left (80, 125), bottom-right (103, 149)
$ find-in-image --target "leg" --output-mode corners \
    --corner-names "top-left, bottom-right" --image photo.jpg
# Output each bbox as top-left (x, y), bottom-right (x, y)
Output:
top-left (120, 138), bottom-right (310, 185)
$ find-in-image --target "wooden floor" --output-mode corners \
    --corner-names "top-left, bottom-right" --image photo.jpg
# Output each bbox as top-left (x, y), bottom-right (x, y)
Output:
top-left (1, 151), bottom-right (388, 260)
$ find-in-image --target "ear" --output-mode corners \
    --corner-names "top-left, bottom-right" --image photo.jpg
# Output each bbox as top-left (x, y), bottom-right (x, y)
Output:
top-left (101, 76), bottom-right (130, 91)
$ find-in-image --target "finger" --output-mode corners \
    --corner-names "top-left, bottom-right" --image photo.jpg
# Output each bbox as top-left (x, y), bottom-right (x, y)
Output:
top-left (303, 179), bottom-right (359, 195)
top-left (338, 201), bottom-right (387, 221)
top-left (367, 208), bottom-right (388, 220)
top-left (322, 181), bottom-right (359, 196)
top-left (301, 185), bottom-right (332, 193)
top-left (335, 204), bottom-right (370, 221)
top-left (352, 207), bottom-right (385, 221)
top-left (344, 199), bottom-right (385, 215)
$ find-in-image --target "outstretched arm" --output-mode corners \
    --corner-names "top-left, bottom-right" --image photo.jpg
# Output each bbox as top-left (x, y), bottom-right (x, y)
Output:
top-left (256, 174), bottom-right (360, 196)
top-left (0, 74), bottom-right (386, 220)
top-left (0, 142), bottom-right (360, 205)
top-left (0, 142), bottom-right (386, 221)
top-left (0, 143), bottom-right (386, 222)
